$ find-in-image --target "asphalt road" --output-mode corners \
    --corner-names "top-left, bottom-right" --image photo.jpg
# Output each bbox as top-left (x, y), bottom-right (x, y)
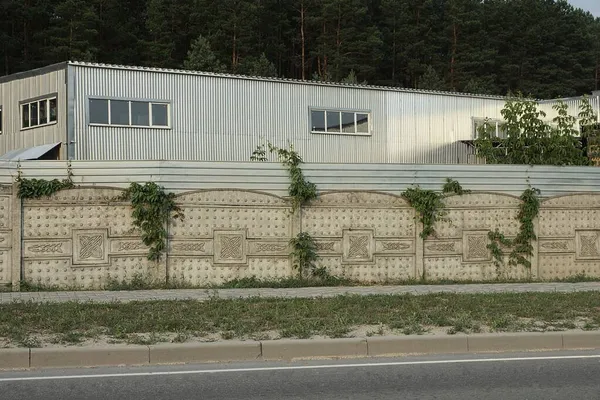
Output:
top-left (1, 350), bottom-right (600, 399)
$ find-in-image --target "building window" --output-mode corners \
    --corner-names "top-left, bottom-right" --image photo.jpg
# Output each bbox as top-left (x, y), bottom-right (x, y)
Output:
top-left (310, 109), bottom-right (371, 135)
top-left (473, 117), bottom-right (507, 139)
top-left (89, 98), bottom-right (170, 128)
top-left (0, 106), bottom-right (2, 135)
top-left (21, 96), bottom-right (58, 130)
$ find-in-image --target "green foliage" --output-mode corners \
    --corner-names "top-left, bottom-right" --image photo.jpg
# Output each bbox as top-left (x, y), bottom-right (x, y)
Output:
top-left (242, 53), bottom-right (278, 77)
top-left (1, 0), bottom-right (599, 98)
top-left (16, 163), bottom-right (74, 199)
top-left (251, 141), bottom-right (317, 211)
top-left (403, 178), bottom-right (469, 239)
top-left (475, 95), bottom-right (594, 166)
top-left (289, 232), bottom-right (318, 277)
top-left (120, 182), bottom-right (182, 261)
top-left (418, 66), bottom-right (446, 91)
top-left (183, 34), bottom-right (226, 72)
top-left (488, 188), bottom-right (541, 272)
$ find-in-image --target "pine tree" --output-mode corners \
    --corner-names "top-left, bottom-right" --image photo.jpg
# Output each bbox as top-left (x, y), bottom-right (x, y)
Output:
top-left (242, 53), bottom-right (278, 77)
top-left (418, 65), bottom-right (446, 90)
top-left (183, 35), bottom-right (226, 73)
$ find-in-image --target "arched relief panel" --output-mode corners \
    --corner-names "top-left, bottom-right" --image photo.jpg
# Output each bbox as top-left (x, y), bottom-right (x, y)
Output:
top-left (302, 191), bottom-right (416, 282)
top-left (424, 192), bottom-right (525, 281)
top-left (538, 194), bottom-right (600, 279)
top-left (22, 186), bottom-right (152, 289)
top-left (168, 189), bottom-right (293, 285)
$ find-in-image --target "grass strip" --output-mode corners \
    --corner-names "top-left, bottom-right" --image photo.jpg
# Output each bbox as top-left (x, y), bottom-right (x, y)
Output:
top-left (1, 291), bottom-right (599, 347)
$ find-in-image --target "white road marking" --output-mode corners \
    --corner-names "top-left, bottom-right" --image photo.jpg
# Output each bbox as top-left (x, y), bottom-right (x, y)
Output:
top-left (1, 354), bottom-right (599, 383)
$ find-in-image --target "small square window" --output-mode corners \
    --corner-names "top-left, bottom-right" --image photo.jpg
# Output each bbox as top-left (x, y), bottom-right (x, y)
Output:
top-left (356, 113), bottom-right (369, 134)
top-left (131, 101), bottom-right (150, 126)
top-left (341, 112), bottom-right (355, 133)
top-left (89, 99), bottom-right (109, 124)
top-left (22, 104), bottom-right (30, 128)
top-left (311, 110), bottom-right (326, 132)
top-left (151, 103), bottom-right (169, 127)
top-left (326, 111), bottom-right (341, 133)
top-left (49, 98), bottom-right (57, 122)
top-left (110, 100), bottom-right (129, 125)
top-left (39, 100), bottom-right (48, 125)
top-left (30, 102), bottom-right (38, 126)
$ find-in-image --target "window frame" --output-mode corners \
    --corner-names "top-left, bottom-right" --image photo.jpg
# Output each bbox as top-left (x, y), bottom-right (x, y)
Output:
top-left (20, 94), bottom-right (58, 131)
top-left (309, 108), bottom-right (372, 136)
top-left (0, 105), bottom-right (2, 135)
top-left (87, 97), bottom-right (172, 129)
top-left (472, 117), bottom-right (507, 139)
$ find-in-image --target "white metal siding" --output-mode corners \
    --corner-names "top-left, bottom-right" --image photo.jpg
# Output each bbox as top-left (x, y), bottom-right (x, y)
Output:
top-left (0, 68), bottom-right (67, 158)
top-left (71, 64), bottom-right (511, 163)
top-left (3, 160), bottom-right (600, 198)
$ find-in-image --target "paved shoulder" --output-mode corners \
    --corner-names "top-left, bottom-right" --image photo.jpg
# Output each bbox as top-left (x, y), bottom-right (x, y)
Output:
top-left (1, 282), bottom-right (600, 304)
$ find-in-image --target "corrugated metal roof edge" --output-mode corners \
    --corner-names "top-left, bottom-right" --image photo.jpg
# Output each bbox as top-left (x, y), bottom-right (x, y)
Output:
top-left (67, 60), bottom-right (514, 101)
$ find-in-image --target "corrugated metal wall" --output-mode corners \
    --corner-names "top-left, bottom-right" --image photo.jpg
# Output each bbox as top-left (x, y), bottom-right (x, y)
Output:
top-left (71, 63), bottom-right (510, 164)
top-left (0, 66), bottom-right (68, 158)
top-left (2, 160), bottom-right (600, 198)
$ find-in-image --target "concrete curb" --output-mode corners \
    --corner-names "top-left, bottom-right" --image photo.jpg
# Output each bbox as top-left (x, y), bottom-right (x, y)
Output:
top-left (0, 331), bottom-right (599, 370)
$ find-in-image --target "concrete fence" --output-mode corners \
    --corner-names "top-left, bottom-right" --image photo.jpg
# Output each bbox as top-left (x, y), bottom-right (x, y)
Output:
top-left (0, 184), bottom-right (598, 290)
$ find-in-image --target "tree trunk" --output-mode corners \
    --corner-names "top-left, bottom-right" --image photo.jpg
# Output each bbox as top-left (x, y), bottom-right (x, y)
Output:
top-left (300, 1), bottom-right (305, 80)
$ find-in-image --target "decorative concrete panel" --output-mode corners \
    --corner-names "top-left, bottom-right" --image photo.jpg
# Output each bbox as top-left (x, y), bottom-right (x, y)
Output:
top-left (168, 190), bottom-right (293, 285)
top-left (0, 185), bottom-right (13, 285)
top-left (302, 192), bottom-right (416, 280)
top-left (22, 187), bottom-right (154, 289)
top-left (424, 193), bottom-right (520, 281)
top-left (538, 194), bottom-right (600, 279)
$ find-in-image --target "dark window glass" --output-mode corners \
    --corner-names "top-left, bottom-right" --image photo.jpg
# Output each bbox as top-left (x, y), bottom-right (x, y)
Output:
top-left (39, 100), bottom-right (48, 124)
top-left (326, 111), bottom-right (341, 132)
top-left (341, 112), bottom-right (355, 133)
top-left (30, 102), bottom-right (38, 126)
top-left (131, 101), bottom-right (150, 126)
top-left (49, 98), bottom-right (57, 122)
top-left (89, 99), bottom-right (109, 124)
top-left (311, 110), bottom-right (325, 132)
top-left (151, 103), bottom-right (168, 126)
top-left (110, 100), bottom-right (130, 125)
top-left (22, 104), bottom-right (29, 128)
top-left (356, 113), bottom-right (369, 133)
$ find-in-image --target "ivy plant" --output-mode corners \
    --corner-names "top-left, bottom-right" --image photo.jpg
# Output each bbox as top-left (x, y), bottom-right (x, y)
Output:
top-left (252, 141), bottom-right (320, 277)
top-left (120, 182), bottom-right (183, 261)
top-left (16, 162), bottom-right (74, 199)
top-left (251, 141), bottom-right (317, 211)
top-left (488, 187), bottom-right (541, 272)
top-left (403, 178), bottom-right (470, 239)
top-left (289, 232), bottom-right (319, 277)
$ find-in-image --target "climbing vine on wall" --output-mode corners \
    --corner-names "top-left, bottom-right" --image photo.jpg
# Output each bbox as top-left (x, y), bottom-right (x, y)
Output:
top-left (402, 178), bottom-right (471, 239)
top-left (120, 182), bottom-right (183, 261)
top-left (488, 187), bottom-right (540, 272)
top-left (251, 141), bottom-right (320, 276)
top-left (16, 161), bottom-right (74, 199)
top-left (251, 141), bottom-right (317, 211)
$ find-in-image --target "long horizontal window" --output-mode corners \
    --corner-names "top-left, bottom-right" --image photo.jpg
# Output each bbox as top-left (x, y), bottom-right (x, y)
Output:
top-left (89, 99), bottom-right (170, 128)
top-left (311, 109), bottom-right (370, 135)
top-left (21, 96), bottom-right (57, 129)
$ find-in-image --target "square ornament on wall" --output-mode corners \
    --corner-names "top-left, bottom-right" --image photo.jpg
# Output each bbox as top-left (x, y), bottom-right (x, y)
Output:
top-left (213, 230), bottom-right (247, 265)
top-left (342, 229), bottom-right (374, 264)
top-left (72, 229), bottom-right (109, 265)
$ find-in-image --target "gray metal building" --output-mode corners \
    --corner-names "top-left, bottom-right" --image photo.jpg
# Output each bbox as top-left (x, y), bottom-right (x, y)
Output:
top-left (0, 61), bottom-right (598, 163)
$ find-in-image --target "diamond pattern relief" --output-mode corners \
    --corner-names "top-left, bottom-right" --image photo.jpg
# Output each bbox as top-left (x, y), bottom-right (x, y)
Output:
top-left (73, 229), bottom-right (108, 265)
top-left (576, 231), bottom-right (600, 260)
top-left (213, 230), bottom-right (247, 264)
top-left (348, 236), bottom-right (369, 259)
top-left (342, 230), bottom-right (374, 264)
top-left (463, 231), bottom-right (490, 262)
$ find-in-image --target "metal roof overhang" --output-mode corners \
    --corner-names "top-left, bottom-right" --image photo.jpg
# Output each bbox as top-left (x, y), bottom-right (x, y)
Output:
top-left (0, 142), bottom-right (62, 161)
